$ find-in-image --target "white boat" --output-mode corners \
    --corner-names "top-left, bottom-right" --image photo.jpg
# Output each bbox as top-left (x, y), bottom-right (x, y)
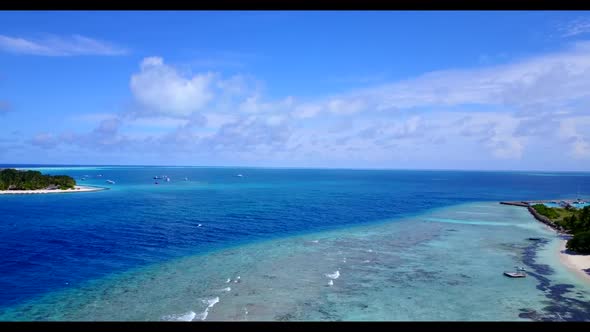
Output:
top-left (106, 180), bottom-right (115, 184)
top-left (504, 267), bottom-right (526, 278)
top-left (504, 271), bottom-right (526, 278)
top-left (166, 177), bottom-right (170, 182)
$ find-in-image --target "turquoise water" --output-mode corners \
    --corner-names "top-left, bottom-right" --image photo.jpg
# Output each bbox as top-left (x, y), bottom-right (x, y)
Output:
top-left (571, 202), bottom-right (590, 209)
top-left (543, 202), bottom-right (589, 209)
top-left (1, 166), bottom-right (589, 321)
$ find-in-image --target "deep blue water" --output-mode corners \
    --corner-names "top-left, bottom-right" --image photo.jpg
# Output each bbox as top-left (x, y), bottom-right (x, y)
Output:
top-left (1, 166), bottom-right (589, 310)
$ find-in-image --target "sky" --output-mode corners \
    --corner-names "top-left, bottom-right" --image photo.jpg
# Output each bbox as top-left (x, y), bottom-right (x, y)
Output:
top-left (1, 11), bottom-right (590, 171)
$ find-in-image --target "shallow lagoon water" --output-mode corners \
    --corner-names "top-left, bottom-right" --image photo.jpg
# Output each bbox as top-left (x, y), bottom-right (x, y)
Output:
top-left (0, 167), bottom-right (589, 320)
top-left (1, 202), bottom-right (589, 321)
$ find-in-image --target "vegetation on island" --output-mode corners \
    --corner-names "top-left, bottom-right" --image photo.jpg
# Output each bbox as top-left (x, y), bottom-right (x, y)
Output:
top-left (532, 204), bottom-right (590, 254)
top-left (0, 168), bottom-right (76, 190)
top-left (531, 204), bottom-right (560, 220)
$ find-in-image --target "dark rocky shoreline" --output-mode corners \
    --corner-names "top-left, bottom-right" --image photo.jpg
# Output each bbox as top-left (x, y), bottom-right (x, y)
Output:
top-left (500, 201), bottom-right (569, 234)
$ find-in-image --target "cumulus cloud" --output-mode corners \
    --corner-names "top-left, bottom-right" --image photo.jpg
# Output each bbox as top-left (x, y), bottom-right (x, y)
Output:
top-left (200, 115), bottom-right (292, 152)
top-left (130, 57), bottom-right (215, 116)
top-left (26, 42), bottom-right (590, 168)
top-left (0, 34), bottom-right (127, 56)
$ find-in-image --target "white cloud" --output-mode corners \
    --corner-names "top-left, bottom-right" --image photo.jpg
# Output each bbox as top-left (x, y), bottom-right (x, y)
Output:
top-left (238, 95), bottom-right (295, 114)
top-left (291, 40), bottom-right (590, 118)
top-left (29, 41), bottom-right (590, 168)
top-left (573, 139), bottom-right (590, 158)
top-left (202, 112), bottom-right (238, 129)
top-left (327, 98), bottom-right (366, 115)
top-left (0, 34), bottom-right (127, 56)
top-left (130, 57), bottom-right (216, 116)
top-left (293, 104), bottom-right (322, 119)
top-left (558, 116), bottom-right (590, 159)
top-left (559, 18), bottom-right (590, 38)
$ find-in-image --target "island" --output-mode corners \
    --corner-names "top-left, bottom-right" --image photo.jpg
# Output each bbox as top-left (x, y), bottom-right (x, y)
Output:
top-left (530, 203), bottom-right (590, 253)
top-left (501, 199), bottom-right (590, 281)
top-left (0, 168), bottom-right (105, 194)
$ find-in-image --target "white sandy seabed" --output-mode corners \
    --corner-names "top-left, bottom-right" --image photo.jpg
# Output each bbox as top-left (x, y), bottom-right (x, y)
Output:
top-left (0, 185), bottom-right (106, 195)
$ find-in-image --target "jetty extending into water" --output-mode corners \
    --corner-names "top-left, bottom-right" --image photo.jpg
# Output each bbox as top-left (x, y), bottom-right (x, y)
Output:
top-left (500, 200), bottom-right (573, 234)
top-left (500, 201), bottom-right (529, 207)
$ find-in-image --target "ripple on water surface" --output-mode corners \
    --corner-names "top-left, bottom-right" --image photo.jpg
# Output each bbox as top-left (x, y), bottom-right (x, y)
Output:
top-left (1, 202), bottom-right (589, 321)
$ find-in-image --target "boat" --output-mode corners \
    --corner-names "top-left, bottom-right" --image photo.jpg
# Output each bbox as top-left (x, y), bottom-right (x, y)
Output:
top-left (504, 267), bottom-right (526, 278)
top-left (236, 174), bottom-right (243, 177)
top-left (106, 180), bottom-right (115, 184)
top-left (153, 176), bottom-right (162, 179)
top-left (504, 271), bottom-right (526, 278)
top-left (166, 177), bottom-right (170, 182)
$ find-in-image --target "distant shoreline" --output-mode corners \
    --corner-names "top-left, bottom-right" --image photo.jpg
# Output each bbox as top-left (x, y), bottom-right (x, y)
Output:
top-left (0, 185), bottom-right (107, 195)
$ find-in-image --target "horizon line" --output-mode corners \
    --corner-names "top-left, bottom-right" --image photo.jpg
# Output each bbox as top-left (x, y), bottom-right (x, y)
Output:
top-left (1, 163), bottom-right (589, 173)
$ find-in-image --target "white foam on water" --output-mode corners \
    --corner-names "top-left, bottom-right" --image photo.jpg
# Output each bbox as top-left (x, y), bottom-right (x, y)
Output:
top-left (220, 287), bottom-right (231, 292)
top-left (233, 276), bottom-right (241, 283)
top-left (197, 224), bottom-right (203, 227)
top-left (311, 240), bottom-right (319, 243)
top-left (328, 280), bottom-right (334, 286)
top-left (206, 297), bottom-right (220, 307)
top-left (195, 297), bottom-right (220, 321)
top-left (162, 311), bottom-right (197, 321)
top-left (367, 249), bottom-right (373, 253)
top-left (424, 217), bottom-right (513, 226)
top-left (225, 278), bottom-right (231, 283)
top-left (363, 260), bottom-right (371, 263)
top-left (325, 270), bottom-right (340, 279)
top-left (342, 258), bottom-right (347, 263)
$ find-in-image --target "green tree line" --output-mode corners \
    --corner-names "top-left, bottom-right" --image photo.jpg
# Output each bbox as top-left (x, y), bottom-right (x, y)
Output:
top-left (533, 203), bottom-right (590, 254)
top-left (0, 168), bottom-right (76, 190)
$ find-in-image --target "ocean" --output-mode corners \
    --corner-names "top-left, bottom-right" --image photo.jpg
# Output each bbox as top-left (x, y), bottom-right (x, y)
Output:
top-left (0, 166), bottom-right (589, 321)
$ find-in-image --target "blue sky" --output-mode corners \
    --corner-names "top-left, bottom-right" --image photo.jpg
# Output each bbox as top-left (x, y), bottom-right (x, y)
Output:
top-left (1, 11), bottom-right (590, 170)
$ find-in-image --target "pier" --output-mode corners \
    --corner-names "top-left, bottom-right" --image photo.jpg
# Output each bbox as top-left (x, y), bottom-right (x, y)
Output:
top-left (499, 200), bottom-right (570, 234)
top-left (500, 201), bottom-right (529, 207)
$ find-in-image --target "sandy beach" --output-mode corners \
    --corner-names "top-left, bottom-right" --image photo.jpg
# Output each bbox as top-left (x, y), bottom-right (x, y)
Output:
top-left (558, 239), bottom-right (590, 283)
top-left (0, 185), bottom-right (106, 195)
